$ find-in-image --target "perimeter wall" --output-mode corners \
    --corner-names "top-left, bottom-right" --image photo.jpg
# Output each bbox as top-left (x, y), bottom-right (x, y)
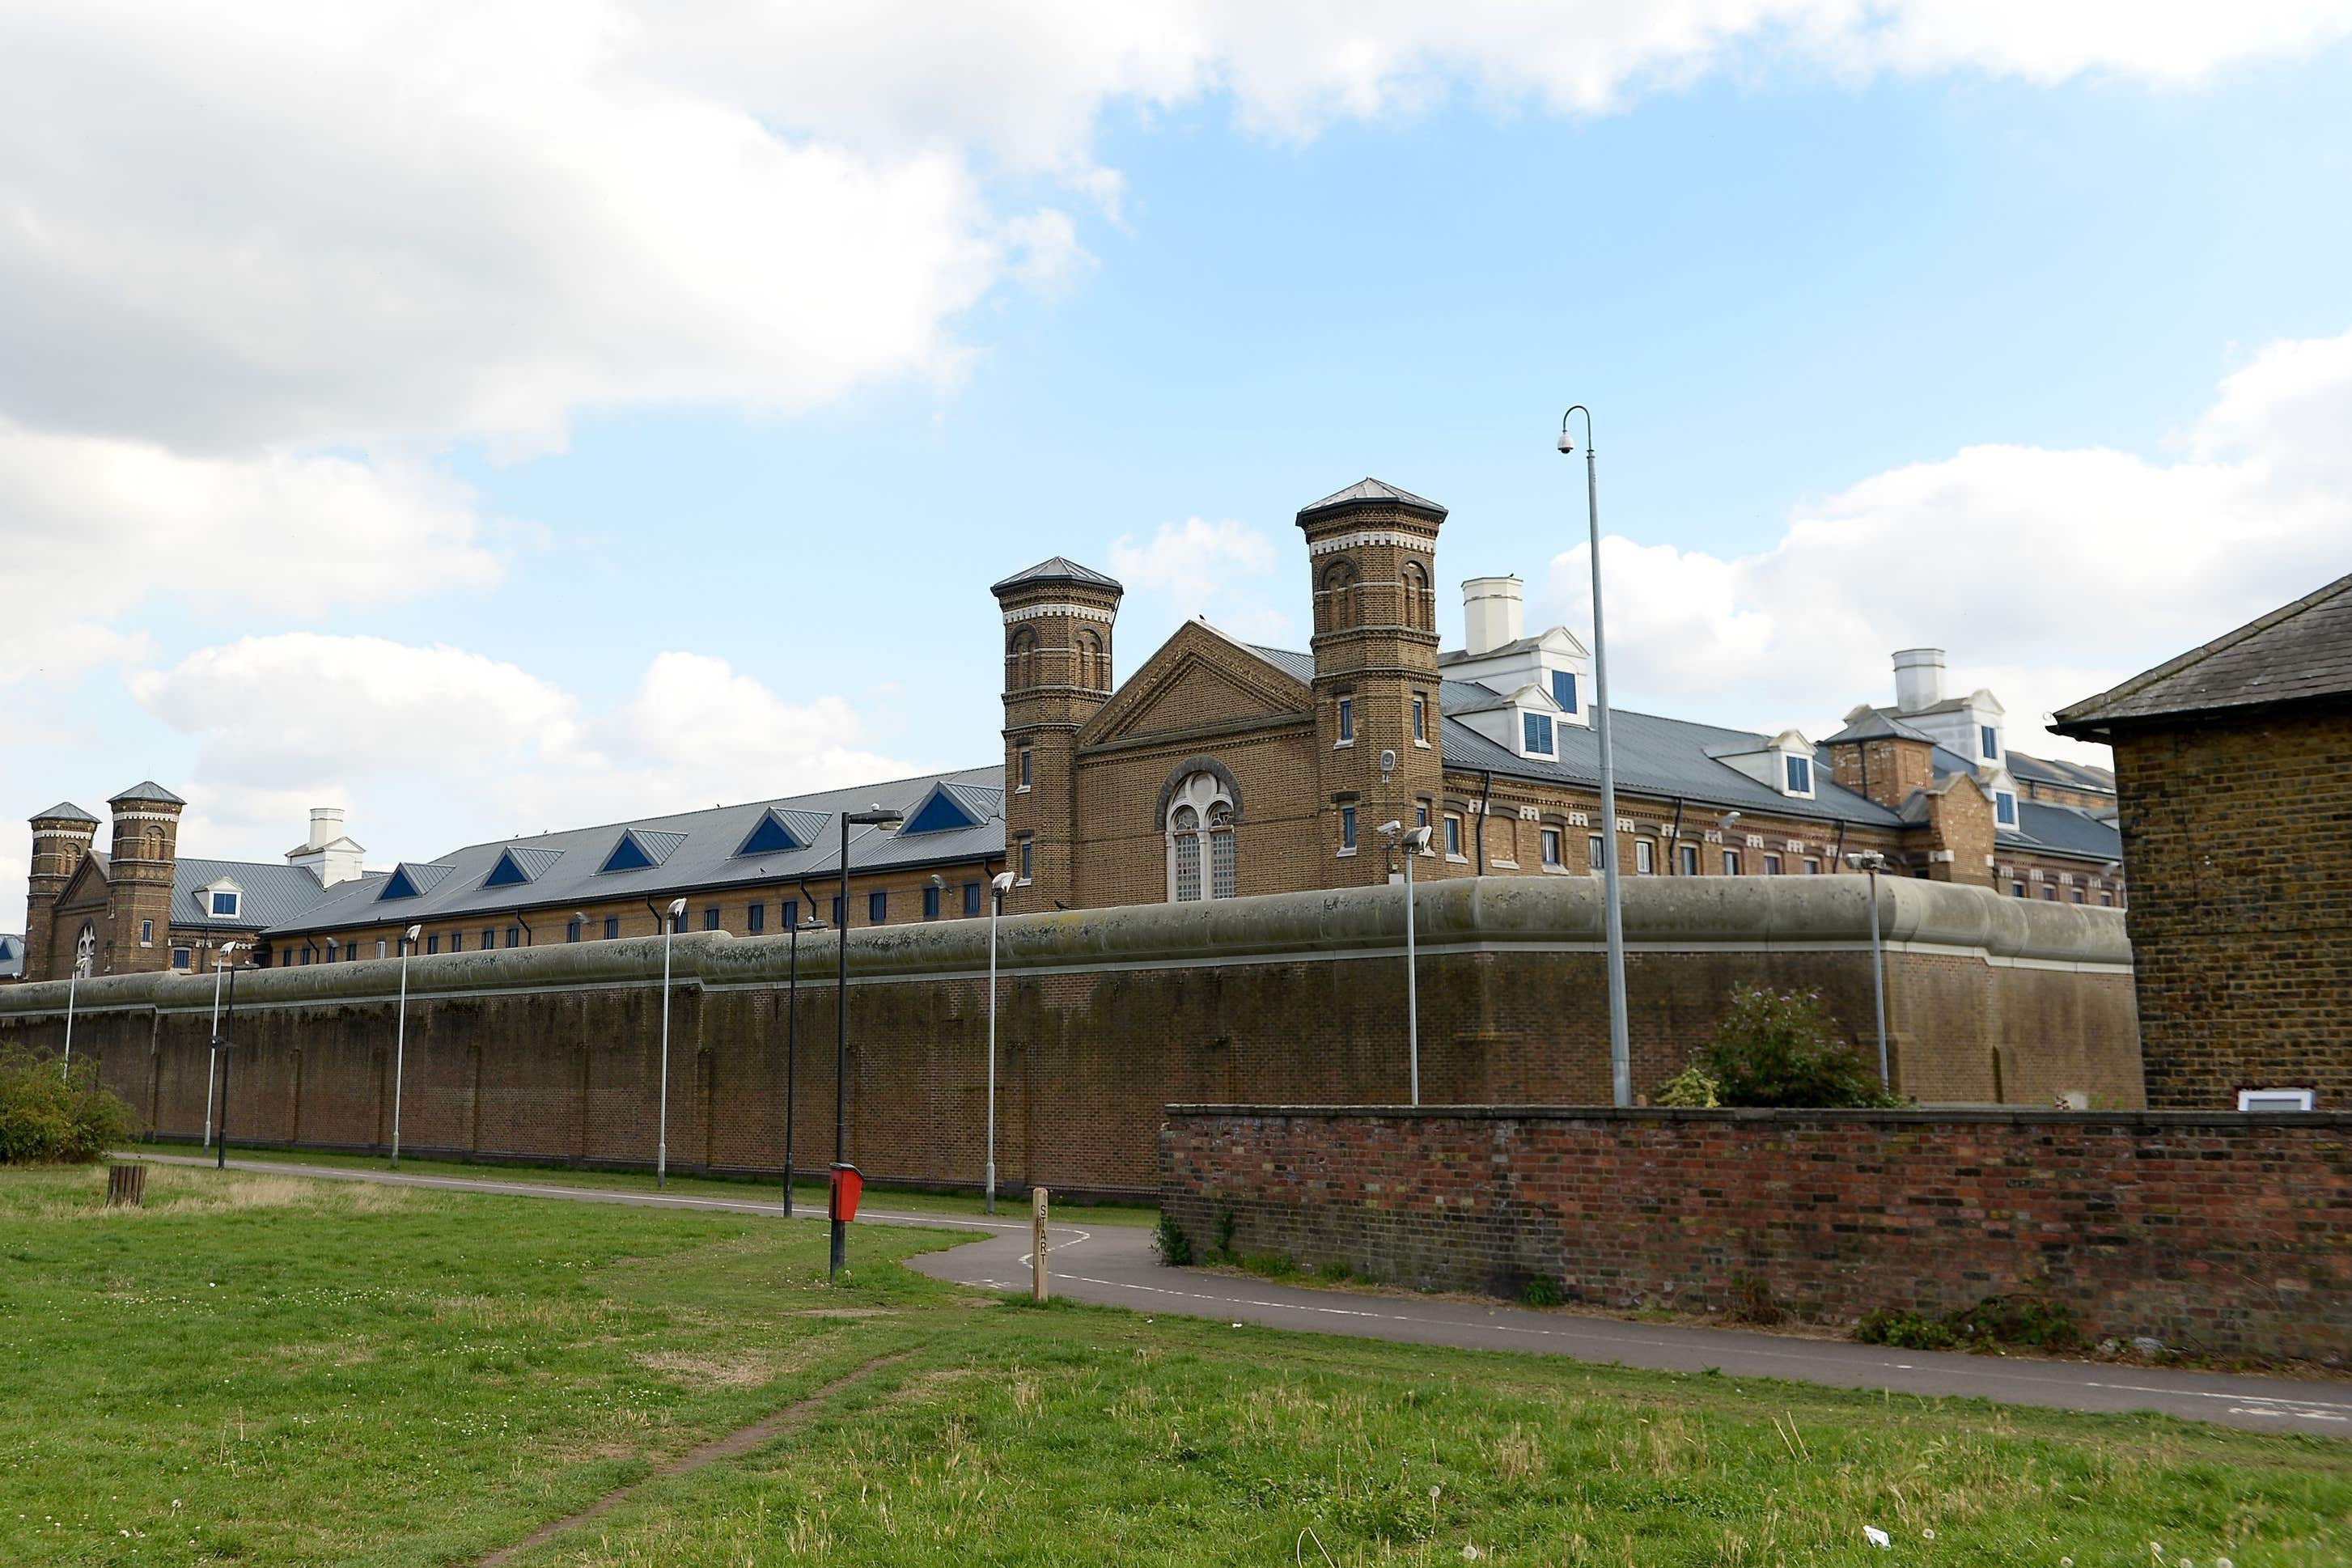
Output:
top-left (0, 877), bottom-right (2138, 1197)
top-left (1159, 1106), bottom-right (2351, 1362)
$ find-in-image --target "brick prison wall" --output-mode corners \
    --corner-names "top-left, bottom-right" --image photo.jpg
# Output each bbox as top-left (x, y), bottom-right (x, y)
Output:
top-left (2108, 701), bottom-right (2352, 1108)
top-left (1159, 1107), bottom-right (2352, 1362)
top-left (0, 876), bottom-right (2138, 1199)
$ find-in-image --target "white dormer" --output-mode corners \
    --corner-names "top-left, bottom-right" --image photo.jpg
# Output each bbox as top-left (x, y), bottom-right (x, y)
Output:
top-left (1887, 649), bottom-right (2005, 767)
top-left (283, 804), bottom-right (367, 888)
top-left (1982, 763), bottom-right (2019, 829)
top-left (1714, 729), bottom-right (1818, 799)
top-left (199, 876), bottom-right (244, 921)
top-left (1441, 576), bottom-right (1592, 729)
top-left (1453, 681), bottom-right (1572, 761)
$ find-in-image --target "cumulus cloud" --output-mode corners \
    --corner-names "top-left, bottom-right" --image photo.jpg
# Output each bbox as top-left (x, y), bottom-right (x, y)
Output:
top-left (1538, 325), bottom-right (2352, 761)
top-left (1110, 516), bottom-right (1296, 648)
top-left (125, 635), bottom-right (915, 866)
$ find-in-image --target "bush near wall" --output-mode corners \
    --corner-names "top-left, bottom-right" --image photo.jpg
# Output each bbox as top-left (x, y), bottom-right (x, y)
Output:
top-left (0, 1049), bottom-right (138, 1164)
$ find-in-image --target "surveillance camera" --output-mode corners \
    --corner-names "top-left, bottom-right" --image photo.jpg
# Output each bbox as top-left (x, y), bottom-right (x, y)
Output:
top-left (1555, 430), bottom-right (1575, 454)
top-left (1376, 820), bottom-right (1403, 837)
top-left (1379, 748), bottom-right (1397, 773)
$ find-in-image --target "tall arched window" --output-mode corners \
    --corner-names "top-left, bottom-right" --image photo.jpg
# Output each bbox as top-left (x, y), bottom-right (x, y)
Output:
top-left (74, 922), bottom-right (95, 977)
top-left (1401, 560), bottom-right (1434, 631)
top-left (1074, 627), bottom-right (1106, 691)
top-left (1005, 625), bottom-right (1039, 689)
top-left (1317, 559), bottom-right (1360, 634)
top-left (1165, 772), bottom-right (1237, 902)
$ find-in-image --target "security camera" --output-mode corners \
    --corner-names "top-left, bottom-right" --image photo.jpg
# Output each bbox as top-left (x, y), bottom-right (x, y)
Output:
top-left (990, 871), bottom-right (1016, 895)
top-left (1379, 748), bottom-right (1397, 773)
top-left (1556, 430), bottom-right (1575, 454)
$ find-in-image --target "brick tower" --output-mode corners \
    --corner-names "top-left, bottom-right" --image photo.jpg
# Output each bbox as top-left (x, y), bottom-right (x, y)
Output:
top-left (24, 801), bottom-right (100, 981)
top-left (1296, 479), bottom-right (1447, 884)
top-left (992, 557), bottom-right (1122, 913)
top-left (104, 781), bottom-right (185, 976)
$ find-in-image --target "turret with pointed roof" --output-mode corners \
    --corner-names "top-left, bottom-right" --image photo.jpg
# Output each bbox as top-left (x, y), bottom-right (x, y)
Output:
top-left (105, 780), bottom-right (184, 977)
top-left (991, 556), bottom-right (1124, 913)
top-left (24, 802), bottom-right (103, 981)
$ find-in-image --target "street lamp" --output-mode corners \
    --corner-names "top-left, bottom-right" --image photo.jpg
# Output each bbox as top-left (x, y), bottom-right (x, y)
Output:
top-left (391, 925), bottom-right (421, 1168)
top-left (1845, 852), bottom-right (1892, 1088)
top-left (834, 805), bottom-right (904, 1278)
top-left (985, 868), bottom-right (1016, 1214)
top-left (214, 949), bottom-right (247, 1171)
top-left (1560, 406), bottom-right (1631, 1108)
top-left (61, 953), bottom-right (87, 1076)
top-left (781, 913), bottom-right (827, 1215)
top-left (1377, 822), bottom-right (1435, 1104)
top-left (204, 941), bottom-right (244, 1148)
top-left (658, 896), bottom-right (686, 1189)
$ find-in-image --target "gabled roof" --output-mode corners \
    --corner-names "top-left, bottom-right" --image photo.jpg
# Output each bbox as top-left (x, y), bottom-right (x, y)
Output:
top-left (900, 780), bottom-right (1003, 837)
top-left (1295, 477), bottom-right (1447, 524)
top-left (1998, 799), bottom-right (2123, 863)
top-left (734, 807), bottom-right (831, 858)
top-left (483, 845), bottom-right (565, 888)
top-left (1820, 708), bottom-right (1938, 746)
top-left (2003, 750), bottom-right (2115, 795)
top-left (990, 557), bottom-right (1124, 595)
top-left (172, 858), bottom-right (355, 929)
top-left (379, 862), bottom-right (457, 901)
top-left (109, 780), bottom-right (185, 806)
top-left (31, 801), bottom-right (100, 824)
top-left (2053, 571), bottom-right (2352, 733)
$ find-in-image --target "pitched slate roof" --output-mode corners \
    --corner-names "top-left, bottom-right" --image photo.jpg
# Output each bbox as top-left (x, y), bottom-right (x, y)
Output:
top-left (32, 801), bottom-right (100, 824)
top-left (990, 557), bottom-right (1124, 595)
top-left (1243, 643), bottom-right (1904, 828)
top-left (0, 934), bottom-right (22, 980)
top-left (2000, 800), bottom-right (2122, 864)
top-left (2053, 570), bottom-right (2352, 732)
top-left (1295, 477), bottom-right (1447, 523)
top-left (2004, 750), bottom-right (2115, 795)
top-left (171, 858), bottom-right (352, 931)
top-left (269, 765), bottom-right (1008, 938)
top-left (109, 780), bottom-right (186, 806)
top-left (1820, 709), bottom-right (1938, 746)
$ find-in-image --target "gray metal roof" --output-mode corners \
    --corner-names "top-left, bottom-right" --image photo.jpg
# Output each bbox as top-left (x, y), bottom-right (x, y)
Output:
top-left (171, 858), bottom-right (350, 931)
top-left (109, 780), bottom-right (186, 806)
top-left (0, 934), bottom-right (21, 979)
top-left (1820, 709), bottom-right (1938, 746)
top-left (2004, 749), bottom-right (2115, 795)
top-left (1296, 477), bottom-right (1447, 523)
top-left (270, 765), bottom-right (1008, 938)
top-left (1998, 800), bottom-right (2121, 864)
top-left (31, 801), bottom-right (99, 824)
top-left (2054, 570), bottom-right (2352, 731)
top-left (990, 556), bottom-right (1124, 595)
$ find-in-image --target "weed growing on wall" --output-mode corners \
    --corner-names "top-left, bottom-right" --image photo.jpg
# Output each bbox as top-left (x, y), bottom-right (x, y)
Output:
top-left (1690, 988), bottom-right (1907, 1108)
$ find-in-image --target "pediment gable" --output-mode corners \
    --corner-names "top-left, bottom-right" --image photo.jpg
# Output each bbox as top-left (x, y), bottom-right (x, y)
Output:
top-left (54, 854), bottom-right (110, 910)
top-left (1079, 621), bottom-right (1313, 748)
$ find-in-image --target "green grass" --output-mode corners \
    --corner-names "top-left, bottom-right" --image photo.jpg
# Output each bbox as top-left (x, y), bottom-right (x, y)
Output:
top-left (138, 1142), bottom-right (1159, 1227)
top-left (5, 1163), bottom-right (2347, 1567)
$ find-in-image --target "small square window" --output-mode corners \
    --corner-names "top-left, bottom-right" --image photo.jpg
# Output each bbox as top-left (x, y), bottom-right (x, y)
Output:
top-left (1415, 803), bottom-right (1430, 832)
top-left (1678, 844), bottom-right (1698, 876)
top-left (375, 939), bottom-right (387, 959)
top-left (1588, 833), bottom-right (1605, 872)
top-left (1540, 828), bottom-right (1562, 866)
top-left (1523, 712), bottom-right (1554, 756)
top-left (506, 926), bottom-right (522, 947)
top-left (2237, 1088), bottom-right (2316, 1112)
top-left (210, 890), bottom-right (239, 917)
top-left (567, 918), bottom-right (583, 943)
top-left (426, 934), bottom-right (441, 955)
top-left (2011, 882), bottom-right (2026, 897)
top-left (1634, 840), bottom-right (1655, 875)
top-left (1996, 791), bottom-right (2017, 827)
top-left (2041, 884), bottom-right (2057, 901)
top-left (172, 947), bottom-right (192, 970)
top-left (703, 907), bottom-right (721, 931)
top-left (748, 903), bottom-right (765, 933)
top-left (1551, 669), bottom-right (1578, 714)
top-left (964, 882), bottom-right (982, 917)
top-left (1980, 724), bottom-right (1998, 760)
top-left (783, 901), bottom-right (800, 929)
top-left (1411, 694), bottom-right (1427, 743)
top-left (450, 933), bottom-right (463, 953)
top-left (1444, 816), bottom-right (1463, 856)
top-left (2070, 887), bottom-right (2084, 904)
top-left (1763, 854), bottom-right (1782, 875)
top-left (1336, 697), bottom-right (1354, 744)
top-left (869, 889), bottom-right (888, 924)
top-left (1785, 754), bottom-right (1812, 794)
top-left (1803, 858), bottom-right (1820, 875)
top-left (1340, 805), bottom-right (1357, 851)
top-left (604, 916), bottom-right (620, 939)
top-left (832, 895), bottom-right (845, 926)
top-left (1723, 849), bottom-right (1742, 875)
top-left (924, 884), bottom-right (942, 920)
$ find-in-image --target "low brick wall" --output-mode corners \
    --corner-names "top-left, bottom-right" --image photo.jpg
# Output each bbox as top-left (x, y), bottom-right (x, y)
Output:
top-left (1159, 1107), bottom-right (2352, 1362)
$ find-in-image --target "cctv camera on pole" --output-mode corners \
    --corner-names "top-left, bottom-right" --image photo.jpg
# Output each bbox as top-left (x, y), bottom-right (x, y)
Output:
top-left (1378, 820), bottom-right (1435, 1104)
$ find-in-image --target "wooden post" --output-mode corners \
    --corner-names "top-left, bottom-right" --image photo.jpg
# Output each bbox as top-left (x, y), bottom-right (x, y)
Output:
top-left (1031, 1186), bottom-right (1049, 1303)
top-left (106, 1163), bottom-right (146, 1208)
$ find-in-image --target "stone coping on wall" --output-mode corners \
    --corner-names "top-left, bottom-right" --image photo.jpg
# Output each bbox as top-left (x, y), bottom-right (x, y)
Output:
top-left (0, 873), bottom-right (2128, 1020)
top-left (1166, 1104), bottom-right (2351, 1130)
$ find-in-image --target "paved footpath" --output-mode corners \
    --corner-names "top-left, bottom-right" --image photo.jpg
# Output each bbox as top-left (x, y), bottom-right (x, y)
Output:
top-left (130, 1152), bottom-right (2351, 1437)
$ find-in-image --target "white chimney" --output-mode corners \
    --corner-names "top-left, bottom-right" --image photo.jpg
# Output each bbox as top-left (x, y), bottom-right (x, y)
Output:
top-left (1892, 648), bottom-right (1946, 713)
top-left (307, 806), bottom-right (345, 850)
top-left (286, 805), bottom-right (365, 888)
top-left (1462, 576), bottom-right (1524, 658)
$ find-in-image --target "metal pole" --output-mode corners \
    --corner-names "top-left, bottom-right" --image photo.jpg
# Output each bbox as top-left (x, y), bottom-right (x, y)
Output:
top-left (216, 961), bottom-right (238, 1171)
top-left (392, 937), bottom-right (409, 1168)
top-left (205, 960), bottom-right (224, 1148)
top-left (987, 885), bottom-right (1000, 1214)
top-left (1568, 407), bottom-right (1634, 1108)
top-left (783, 922), bottom-right (798, 1214)
top-left (1404, 842), bottom-right (1420, 1105)
top-left (61, 970), bottom-right (77, 1076)
top-left (658, 908), bottom-right (672, 1189)
top-left (832, 816), bottom-right (850, 1278)
top-left (1868, 866), bottom-right (1890, 1089)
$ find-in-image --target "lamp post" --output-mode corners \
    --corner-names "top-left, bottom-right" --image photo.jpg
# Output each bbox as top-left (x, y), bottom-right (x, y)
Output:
top-left (214, 952), bottom-right (244, 1171)
top-left (61, 968), bottom-right (81, 1077)
top-left (1559, 406), bottom-right (1631, 1108)
top-left (204, 941), bottom-right (242, 1147)
top-left (986, 868), bottom-right (1016, 1213)
top-left (391, 924), bottom-right (421, 1168)
top-left (1377, 822), bottom-right (1435, 1104)
top-left (1846, 852), bottom-right (1892, 1088)
top-left (782, 913), bottom-right (826, 1214)
top-left (835, 805), bottom-right (904, 1278)
top-left (658, 896), bottom-right (686, 1189)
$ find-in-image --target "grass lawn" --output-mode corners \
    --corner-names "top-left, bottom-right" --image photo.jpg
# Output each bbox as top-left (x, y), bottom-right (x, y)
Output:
top-left (145, 1142), bottom-right (1159, 1227)
top-left (2, 1163), bottom-right (2345, 1567)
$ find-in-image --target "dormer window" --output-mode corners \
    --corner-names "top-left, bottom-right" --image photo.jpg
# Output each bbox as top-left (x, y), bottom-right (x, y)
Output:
top-left (1995, 790), bottom-right (2017, 827)
top-left (210, 889), bottom-right (240, 918)
top-left (1523, 712), bottom-right (1556, 757)
top-left (1785, 754), bottom-right (1812, 795)
top-left (1980, 723), bottom-right (1998, 761)
top-left (1551, 670), bottom-right (1578, 714)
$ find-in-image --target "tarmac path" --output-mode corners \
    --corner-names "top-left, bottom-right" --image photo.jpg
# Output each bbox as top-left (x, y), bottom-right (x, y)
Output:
top-left (126, 1151), bottom-right (2350, 1437)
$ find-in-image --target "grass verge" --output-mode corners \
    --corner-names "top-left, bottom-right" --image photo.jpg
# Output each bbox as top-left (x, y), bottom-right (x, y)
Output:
top-left (4, 1162), bottom-right (2346, 1566)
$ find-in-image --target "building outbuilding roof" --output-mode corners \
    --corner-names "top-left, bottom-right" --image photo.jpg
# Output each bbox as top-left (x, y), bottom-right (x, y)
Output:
top-left (1820, 709), bottom-right (1939, 746)
top-left (32, 801), bottom-right (100, 824)
top-left (1295, 477), bottom-right (1448, 524)
top-left (2053, 570), bottom-right (2352, 733)
top-left (990, 557), bottom-right (1124, 595)
top-left (108, 780), bottom-right (186, 806)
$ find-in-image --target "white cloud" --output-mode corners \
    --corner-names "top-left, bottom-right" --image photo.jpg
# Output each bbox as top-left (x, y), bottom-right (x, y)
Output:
top-left (0, 422), bottom-right (502, 684)
top-left (1538, 325), bottom-right (2352, 762)
top-left (125, 635), bottom-right (915, 867)
top-left (1110, 516), bottom-right (1296, 648)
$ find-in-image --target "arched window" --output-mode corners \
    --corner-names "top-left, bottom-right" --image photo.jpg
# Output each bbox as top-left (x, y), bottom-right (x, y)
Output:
top-left (74, 922), bottom-right (95, 977)
top-left (1074, 627), bottom-right (1106, 691)
top-left (1005, 625), bottom-right (1039, 689)
top-left (1165, 773), bottom-right (1237, 902)
top-left (1401, 560), bottom-right (1434, 631)
top-left (1317, 559), bottom-right (1360, 634)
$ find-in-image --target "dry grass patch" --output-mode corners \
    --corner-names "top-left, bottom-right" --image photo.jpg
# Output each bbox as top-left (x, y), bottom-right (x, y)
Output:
top-left (634, 1350), bottom-right (781, 1390)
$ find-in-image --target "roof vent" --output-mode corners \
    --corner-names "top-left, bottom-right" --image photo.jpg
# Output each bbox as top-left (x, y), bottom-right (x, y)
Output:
top-left (1462, 576), bottom-right (1524, 658)
top-left (1892, 648), bottom-right (1946, 712)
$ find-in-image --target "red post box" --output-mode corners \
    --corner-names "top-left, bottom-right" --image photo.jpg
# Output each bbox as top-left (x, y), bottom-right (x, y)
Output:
top-left (828, 1163), bottom-right (863, 1223)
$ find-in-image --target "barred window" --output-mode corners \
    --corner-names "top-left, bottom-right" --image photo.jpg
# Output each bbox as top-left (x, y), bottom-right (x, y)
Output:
top-left (1171, 804), bottom-right (1201, 901)
top-left (1209, 803), bottom-right (1237, 899)
top-left (1166, 772), bottom-right (1239, 902)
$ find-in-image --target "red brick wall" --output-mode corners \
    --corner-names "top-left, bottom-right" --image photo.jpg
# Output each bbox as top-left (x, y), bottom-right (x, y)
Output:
top-left (1160, 1107), bottom-right (2350, 1362)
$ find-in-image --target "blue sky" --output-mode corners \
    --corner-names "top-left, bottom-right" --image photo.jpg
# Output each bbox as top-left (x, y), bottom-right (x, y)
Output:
top-left (5, 5), bottom-right (2351, 917)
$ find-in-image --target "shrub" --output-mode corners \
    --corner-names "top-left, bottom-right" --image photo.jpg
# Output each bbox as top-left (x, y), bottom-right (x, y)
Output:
top-left (1654, 1065), bottom-right (1721, 1108)
top-left (1239, 1252), bottom-right (1299, 1279)
top-left (1152, 1214), bottom-right (1194, 1267)
top-left (0, 1048), bottom-right (138, 1164)
top-left (1855, 1294), bottom-right (2079, 1353)
top-left (1520, 1275), bottom-right (1562, 1308)
top-left (1856, 1309), bottom-right (1957, 1350)
top-left (1725, 1273), bottom-right (1784, 1325)
top-left (1691, 987), bottom-right (1906, 1108)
